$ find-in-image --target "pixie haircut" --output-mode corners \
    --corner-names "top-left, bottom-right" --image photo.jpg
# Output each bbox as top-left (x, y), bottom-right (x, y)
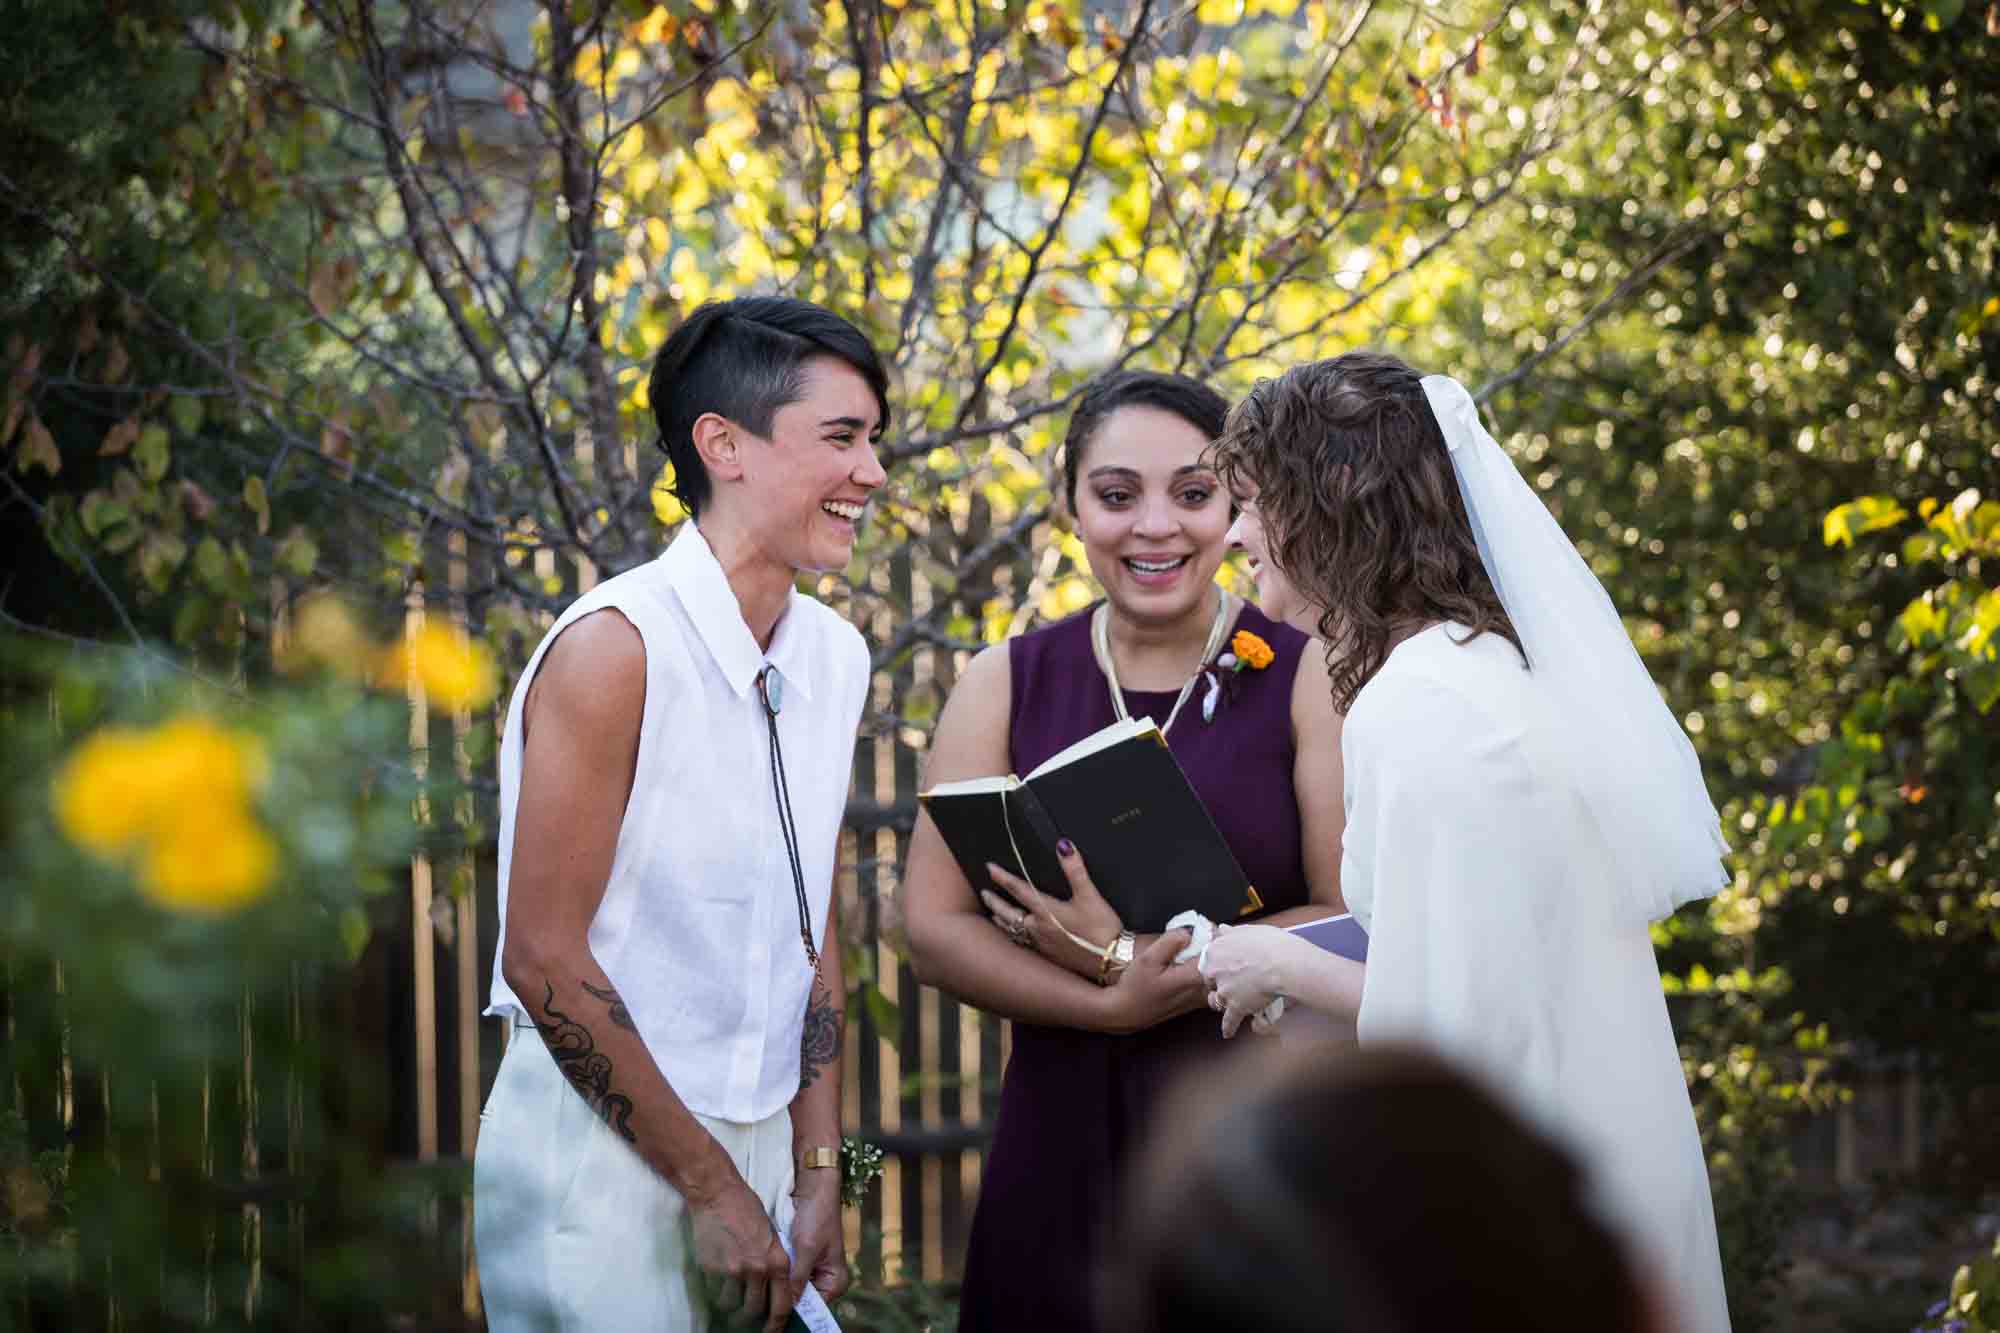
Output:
top-left (1060, 370), bottom-right (1231, 511)
top-left (1209, 351), bottom-right (1518, 712)
top-left (649, 297), bottom-right (890, 520)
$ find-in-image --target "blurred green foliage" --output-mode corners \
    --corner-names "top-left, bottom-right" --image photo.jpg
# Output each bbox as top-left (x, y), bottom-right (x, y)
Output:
top-left (0, 639), bottom-right (462, 1329)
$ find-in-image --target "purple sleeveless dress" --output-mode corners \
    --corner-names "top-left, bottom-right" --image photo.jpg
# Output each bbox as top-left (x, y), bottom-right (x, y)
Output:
top-left (955, 601), bottom-right (1314, 1332)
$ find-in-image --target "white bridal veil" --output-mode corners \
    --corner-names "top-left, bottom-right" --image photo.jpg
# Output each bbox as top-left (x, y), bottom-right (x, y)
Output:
top-left (1419, 374), bottom-right (1730, 921)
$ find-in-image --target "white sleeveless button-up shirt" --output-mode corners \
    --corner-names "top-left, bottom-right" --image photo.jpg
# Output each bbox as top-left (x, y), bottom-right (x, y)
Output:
top-left (487, 523), bottom-right (870, 1123)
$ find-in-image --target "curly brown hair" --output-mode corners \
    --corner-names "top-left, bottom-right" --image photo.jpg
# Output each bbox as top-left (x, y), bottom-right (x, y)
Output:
top-left (1210, 351), bottom-right (1519, 713)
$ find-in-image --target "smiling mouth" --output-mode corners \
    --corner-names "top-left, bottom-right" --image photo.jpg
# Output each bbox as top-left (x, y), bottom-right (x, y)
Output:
top-left (1124, 555), bottom-right (1190, 575)
top-left (821, 500), bottom-right (865, 523)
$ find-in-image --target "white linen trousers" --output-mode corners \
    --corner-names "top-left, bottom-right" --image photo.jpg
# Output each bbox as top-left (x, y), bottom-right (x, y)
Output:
top-left (474, 1029), bottom-right (796, 1332)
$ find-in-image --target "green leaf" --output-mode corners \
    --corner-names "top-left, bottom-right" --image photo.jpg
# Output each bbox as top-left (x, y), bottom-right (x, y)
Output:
top-left (137, 531), bottom-right (187, 589)
top-left (244, 476), bottom-right (270, 534)
top-left (339, 906), bottom-right (372, 962)
top-left (133, 424), bottom-right (171, 483)
top-left (172, 596), bottom-right (210, 645)
top-left (274, 526), bottom-right (319, 578)
top-left (79, 492), bottom-right (129, 539)
top-left (858, 982), bottom-right (901, 1051)
top-left (1963, 664), bottom-right (2000, 715)
top-left (194, 535), bottom-right (228, 586)
top-left (168, 396), bottom-right (204, 436)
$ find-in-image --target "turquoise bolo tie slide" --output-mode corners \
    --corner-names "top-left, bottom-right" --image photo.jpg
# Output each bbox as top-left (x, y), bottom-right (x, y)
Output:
top-left (759, 667), bottom-right (782, 715)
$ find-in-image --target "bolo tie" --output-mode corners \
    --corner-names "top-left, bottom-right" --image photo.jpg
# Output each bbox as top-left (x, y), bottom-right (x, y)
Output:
top-left (756, 666), bottom-right (819, 970)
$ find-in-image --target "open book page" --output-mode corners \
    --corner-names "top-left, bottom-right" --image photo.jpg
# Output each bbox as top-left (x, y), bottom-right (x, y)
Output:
top-left (919, 773), bottom-right (1022, 800)
top-left (1025, 716), bottom-right (1159, 781)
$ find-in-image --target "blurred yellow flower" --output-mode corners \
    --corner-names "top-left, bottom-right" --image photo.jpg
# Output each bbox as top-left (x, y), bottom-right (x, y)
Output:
top-left (52, 715), bottom-right (277, 913)
top-left (52, 726), bottom-right (165, 856)
top-left (382, 621), bottom-right (499, 712)
top-left (278, 592), bottom-right (372, 677)
top-left (141, 805), bottom-right (278, 914)
top-left (145, 715), bottom-right (269, 807)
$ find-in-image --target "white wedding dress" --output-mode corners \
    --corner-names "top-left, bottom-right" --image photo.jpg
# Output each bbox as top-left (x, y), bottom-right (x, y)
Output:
top-left (1341, 623), bottom-right (1732, 1333)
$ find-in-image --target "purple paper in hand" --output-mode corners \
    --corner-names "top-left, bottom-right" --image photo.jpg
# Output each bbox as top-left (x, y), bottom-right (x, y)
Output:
top-left (1287, 912), bottom-right (1368, 962)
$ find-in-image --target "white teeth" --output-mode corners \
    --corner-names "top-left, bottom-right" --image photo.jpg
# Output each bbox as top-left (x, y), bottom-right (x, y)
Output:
top-left (821, 501), bottom-right (863, 521)
top-left (1128, 556), bottom-right (1187, 574)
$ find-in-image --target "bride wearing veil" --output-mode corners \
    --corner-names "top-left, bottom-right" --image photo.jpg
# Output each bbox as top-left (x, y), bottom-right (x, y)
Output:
top-left (1196, 352), bottom-right (1733, 1333)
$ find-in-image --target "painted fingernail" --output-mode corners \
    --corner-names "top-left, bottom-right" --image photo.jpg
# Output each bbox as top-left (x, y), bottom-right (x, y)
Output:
top-left (1057, 838), bottom-right (1076, 857)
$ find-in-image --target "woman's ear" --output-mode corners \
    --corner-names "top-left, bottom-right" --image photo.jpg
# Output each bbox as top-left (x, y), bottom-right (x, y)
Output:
top-left (690, 412), bottom-right (742, 484)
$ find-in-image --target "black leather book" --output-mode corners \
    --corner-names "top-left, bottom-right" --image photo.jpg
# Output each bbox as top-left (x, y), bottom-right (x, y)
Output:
top-left (918, 718), bottom-right (1257, 934)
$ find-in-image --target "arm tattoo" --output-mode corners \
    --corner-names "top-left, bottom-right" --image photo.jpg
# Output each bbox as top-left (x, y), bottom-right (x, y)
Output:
top-left (533, 982), bottom-right (637, 1142)
top-left (798, 976), bottom-right (841, 1093)
top-left (581, 978), bottom-right (638, 1033)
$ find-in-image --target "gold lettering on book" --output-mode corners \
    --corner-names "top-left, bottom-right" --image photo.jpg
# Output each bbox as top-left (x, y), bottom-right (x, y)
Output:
top-left (1109, 807), bottom-right (1142, 826)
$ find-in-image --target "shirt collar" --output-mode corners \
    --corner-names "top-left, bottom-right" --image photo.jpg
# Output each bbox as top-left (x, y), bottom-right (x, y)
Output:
top-left (660, 523), bottom-right (815, 704)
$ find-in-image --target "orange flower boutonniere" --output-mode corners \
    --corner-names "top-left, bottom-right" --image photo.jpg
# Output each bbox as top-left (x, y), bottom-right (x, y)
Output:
top-left (1224, 629), bottom-right (1276, 672)
top-left (1201, 629), bottom-right (1277, 722)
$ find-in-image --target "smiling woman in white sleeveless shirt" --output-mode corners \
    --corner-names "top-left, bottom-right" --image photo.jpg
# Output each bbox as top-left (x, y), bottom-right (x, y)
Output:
top-left (473, 297), bottom-right (889, 1333)
top-left (477, 524), bottom-right (869, 1327)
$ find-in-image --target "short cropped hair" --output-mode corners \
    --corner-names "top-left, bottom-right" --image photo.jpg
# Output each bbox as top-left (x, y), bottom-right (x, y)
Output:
top-left (648, 298), bottom-right (891, 520)
top-left (1060, 370), bottom-right (1230, 511)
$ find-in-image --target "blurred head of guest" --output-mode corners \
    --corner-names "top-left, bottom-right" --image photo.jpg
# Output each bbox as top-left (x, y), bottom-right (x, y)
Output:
top-left (1099, 1044), bottom-right (1670, 1333)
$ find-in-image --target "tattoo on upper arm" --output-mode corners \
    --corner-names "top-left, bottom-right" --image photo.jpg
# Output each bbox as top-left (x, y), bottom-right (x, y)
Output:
top-left (798, 976), bottom-right (841, 1093)
top-left (581, 979), bottom-right (638, 1033)
top-left (533, 982), bottom-right (637, 1142)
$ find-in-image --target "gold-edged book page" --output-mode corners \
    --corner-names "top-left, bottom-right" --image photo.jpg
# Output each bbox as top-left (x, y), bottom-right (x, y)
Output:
top-left (918, 773), bottom-right (1023, 801)
top-left (1024, 716), bottom-right (1159, 781)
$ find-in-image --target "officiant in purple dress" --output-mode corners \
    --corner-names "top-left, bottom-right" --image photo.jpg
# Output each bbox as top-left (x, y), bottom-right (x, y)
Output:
top-left (901, 371), bottom-right (1348, 1333)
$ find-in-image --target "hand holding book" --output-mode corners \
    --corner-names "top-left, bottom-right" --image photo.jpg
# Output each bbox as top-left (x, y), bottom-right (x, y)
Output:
top-left (983, 843), bottom-right (1208, 1025)
top-left (980, 840), bottom-right (1128, 981)
top-left (921, 717), bottom-right (1258, 934)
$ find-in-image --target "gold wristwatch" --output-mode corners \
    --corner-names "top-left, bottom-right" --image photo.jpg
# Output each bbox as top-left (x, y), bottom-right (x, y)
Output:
top-left (798, 1145), bottom-right (839, 1171)
top-left (1097, 929), bottom-right (1136, 986)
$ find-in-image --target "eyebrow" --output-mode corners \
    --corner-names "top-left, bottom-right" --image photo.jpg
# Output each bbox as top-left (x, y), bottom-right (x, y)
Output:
top-left (1086, 464), bottom-right (1218, 481)
top-left (821, 415), bottom-right (875, 433)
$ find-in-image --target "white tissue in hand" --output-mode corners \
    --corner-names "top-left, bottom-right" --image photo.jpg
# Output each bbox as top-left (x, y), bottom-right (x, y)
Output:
top-left (1166, 910), bottom-right (1212, 964)
top-left (1174, 910), bottom-right (1284, 1028)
